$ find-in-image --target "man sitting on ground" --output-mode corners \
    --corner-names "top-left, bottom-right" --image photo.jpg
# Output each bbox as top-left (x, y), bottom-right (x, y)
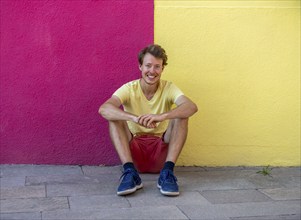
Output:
top-left (99, 44), bottom-right (198, 196)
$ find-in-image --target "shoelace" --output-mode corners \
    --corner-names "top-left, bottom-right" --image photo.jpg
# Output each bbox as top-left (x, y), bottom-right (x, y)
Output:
top-left (119, 169), bottom-right (137, 182)
top-left (162, 170), bottom-right (177, 183)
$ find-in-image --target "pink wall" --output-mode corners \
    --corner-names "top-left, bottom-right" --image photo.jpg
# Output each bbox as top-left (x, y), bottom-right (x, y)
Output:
top-left (0, 1), bottom-right (154, 165)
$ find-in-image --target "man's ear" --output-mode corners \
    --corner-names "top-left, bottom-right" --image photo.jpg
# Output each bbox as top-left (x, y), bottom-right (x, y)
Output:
top-left (139, 64), bottom-right (142, 71)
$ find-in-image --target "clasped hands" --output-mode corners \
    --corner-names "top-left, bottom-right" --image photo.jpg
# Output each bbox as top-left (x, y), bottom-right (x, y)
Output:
top-left (135, 114), bottom-right (165, 129)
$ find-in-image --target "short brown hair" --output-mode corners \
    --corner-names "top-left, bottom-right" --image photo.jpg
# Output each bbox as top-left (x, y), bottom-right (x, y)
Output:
top-left (138, 44), bottom-right (168, 67)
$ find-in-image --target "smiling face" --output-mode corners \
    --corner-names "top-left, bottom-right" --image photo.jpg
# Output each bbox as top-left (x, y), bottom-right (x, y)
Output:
top-left (139, 53), bottom-right (164, 86)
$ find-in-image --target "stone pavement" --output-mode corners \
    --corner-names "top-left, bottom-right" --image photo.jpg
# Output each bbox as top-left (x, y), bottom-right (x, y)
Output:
top-left (0, 165), bottom-right (300, 220)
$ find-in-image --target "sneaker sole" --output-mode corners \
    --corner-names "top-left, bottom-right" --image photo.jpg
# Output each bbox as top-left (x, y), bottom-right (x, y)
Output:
top-left (117, 183), bottom-right (143, 196)
top-left (157, 183), bottom-right (179, 196)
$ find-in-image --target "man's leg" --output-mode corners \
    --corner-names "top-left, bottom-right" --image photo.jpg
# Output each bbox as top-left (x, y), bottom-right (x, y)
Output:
top-left (163, 118), bottom-right (188, 163)
top-left (108, 120), bottom-right (143, 196)
top-left (158, 118), bottom-right (188, 196)
top-left (109, 120), bottom-right (133, 164)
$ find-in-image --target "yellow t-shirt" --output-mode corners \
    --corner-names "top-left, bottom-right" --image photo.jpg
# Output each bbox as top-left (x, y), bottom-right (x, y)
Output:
top-left (113, 79), bottom-right (184, 135)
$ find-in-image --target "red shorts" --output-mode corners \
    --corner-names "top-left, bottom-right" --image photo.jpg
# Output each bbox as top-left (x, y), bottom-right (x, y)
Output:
top-left (130, 135), bottom-right (168, 173)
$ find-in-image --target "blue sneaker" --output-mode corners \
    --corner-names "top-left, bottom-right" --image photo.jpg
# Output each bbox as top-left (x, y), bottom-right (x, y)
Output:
top-left (157, 169), bottom-right (179, 196)
top-left (117, 168), bottom-right (143, 196)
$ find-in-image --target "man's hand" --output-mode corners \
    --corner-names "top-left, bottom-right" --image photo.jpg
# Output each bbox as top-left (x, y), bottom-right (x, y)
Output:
top-left (137, 114), bottom-right (165, 129)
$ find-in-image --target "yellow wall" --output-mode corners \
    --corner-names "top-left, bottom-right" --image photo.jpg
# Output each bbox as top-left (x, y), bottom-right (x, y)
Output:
top-left (155, 0), bottom-right (300, 166)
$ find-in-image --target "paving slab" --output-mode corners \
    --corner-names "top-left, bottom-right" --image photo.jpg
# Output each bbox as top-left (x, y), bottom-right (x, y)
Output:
top-left (125, 180), bottom-right (160, 194)
top-left (0, 165), bottom-right (82, 177)
top-left (42, 205), bottom-right (189, 219)
top-left (81, 165), bottom-right (122, 176)
top-left (175, 166), bottom-right (207, 172)
top-left (276, 176), bottom-right (301, 188)
top-left (139, 173), bottom-right (159, 181)
top-left (26, 174), bottom-right (117, 186)
top-left (69, 194), bottom-right (130, 210)
top-left (0, 176), bottom-right (25, 187)
top-left (178, 203), bottom-right (231, 220)
top-left (230, 214), bottom-right (301, 220)
top-left (1, 185), bottom-right (45, 199)
top-left (246, 173), bottom-right (286, 189)
top-left (271, 167), bottom-right (301, 177)
top-left (198, 169), bottom-right (258, 178)
top-left (250, 167), bottom-right (301, 189)
top-left (127, 188), bottom-right (210, 207)
top-left (259, 188), bottom-right (301, 200)
top-left (200, 189), bottom-right (272, 204)
top-left (0, 197), bottom-right (69, 213)
top-left (203, 166), bottom-right (249, 171)
top-left (0, 212), bottom-right (42, 220)
top-left (177, 171), bottom-right (257, 191)
top-left (0, 165), bottom-right (300, 219)
top-left (178, 200), bottom-right (301, 220)
top-left (46, 183), bottom-right (116, 197)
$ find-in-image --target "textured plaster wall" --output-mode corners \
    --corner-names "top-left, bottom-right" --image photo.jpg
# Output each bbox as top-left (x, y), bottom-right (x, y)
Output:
top-left (155, 0), bottom-right (300, 166)
top-left (0, 1), bottom-right (153, 165)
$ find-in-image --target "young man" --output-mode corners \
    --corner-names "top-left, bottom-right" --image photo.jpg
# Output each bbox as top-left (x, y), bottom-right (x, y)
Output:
top-left (99, 44), bottom-right (198, 196)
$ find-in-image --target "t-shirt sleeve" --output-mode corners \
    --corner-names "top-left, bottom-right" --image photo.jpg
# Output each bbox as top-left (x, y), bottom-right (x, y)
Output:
top-left (168, 83), bottom-right (184, 104)
top-left (112, 83), bottom-right (130, 104)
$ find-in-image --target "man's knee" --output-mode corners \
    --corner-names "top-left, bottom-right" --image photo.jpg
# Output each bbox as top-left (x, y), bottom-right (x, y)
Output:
top-left (164, 118), bottom-right (189, 143)
top-left (109, 120), bottom-right (124, 127)
top-left (109, 120), bottom-right (131, 132)
top-left (109, 120), bottom-right (132, 141)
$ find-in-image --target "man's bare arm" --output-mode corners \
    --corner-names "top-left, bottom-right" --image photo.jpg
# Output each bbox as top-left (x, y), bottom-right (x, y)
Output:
top-left (138, 95), bottom-right (198, 127)
top-left (163, 95), bottom-right (198, 120)
top-left (99, 95), bottom-right (138, 123)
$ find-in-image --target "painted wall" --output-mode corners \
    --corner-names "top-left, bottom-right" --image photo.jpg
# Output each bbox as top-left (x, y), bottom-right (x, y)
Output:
top-left (155, 0), bottom-right (300, 166)
top-left (1, 0), bottom-right (300, 167)
top-left (0, 1), bottom-right (153, 165)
